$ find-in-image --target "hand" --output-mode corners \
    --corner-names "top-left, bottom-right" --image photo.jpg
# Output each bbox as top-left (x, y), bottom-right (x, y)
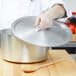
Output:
top-left (35, 11), bottom-right (53, 30)
top-left (34, 4), bottom-right (65, 30)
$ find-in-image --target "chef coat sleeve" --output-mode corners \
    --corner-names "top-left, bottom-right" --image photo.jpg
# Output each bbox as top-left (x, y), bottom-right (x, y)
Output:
top-left (49, 0), bottom-right (71, 17)
top-left (0, 0), bottom-right (1, 14)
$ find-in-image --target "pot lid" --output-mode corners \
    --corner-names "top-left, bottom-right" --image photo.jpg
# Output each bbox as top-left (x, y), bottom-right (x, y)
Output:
top-left (11, 16), bottom-right (72, 47)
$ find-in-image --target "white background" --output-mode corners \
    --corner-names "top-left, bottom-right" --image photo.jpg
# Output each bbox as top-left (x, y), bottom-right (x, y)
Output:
top-left (64, 0), bottom-right (76, 12)
top-left (0, 0), bottom-right (76, 12)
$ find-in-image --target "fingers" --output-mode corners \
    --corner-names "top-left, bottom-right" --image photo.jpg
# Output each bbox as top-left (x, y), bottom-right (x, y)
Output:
top-left (34, 17), bottom-right (41, 26)
top-left (34, 14), bottom-right (53, 29)
top-left (38, 19), bottom-right (51, 29)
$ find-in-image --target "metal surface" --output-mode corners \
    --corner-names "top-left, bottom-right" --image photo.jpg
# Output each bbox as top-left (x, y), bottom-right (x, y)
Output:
top-left (11, 16), bottom-right (72, 47)
top-left (0, 29), bottom-right (49, 63)
top-left (53, 42), bottom-right (76, 47)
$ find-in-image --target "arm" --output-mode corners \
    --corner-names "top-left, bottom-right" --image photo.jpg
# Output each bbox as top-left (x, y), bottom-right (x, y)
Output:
top-left (47, 4), bottom-right (66, 19)
top-left (35, 4), bottom-right (66, 29)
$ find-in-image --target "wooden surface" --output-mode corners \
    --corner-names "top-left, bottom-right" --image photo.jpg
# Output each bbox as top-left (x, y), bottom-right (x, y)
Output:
top-left (0, 50), bottom-right (76, 76)
top-left (70, 34), bottom-right (76, 42)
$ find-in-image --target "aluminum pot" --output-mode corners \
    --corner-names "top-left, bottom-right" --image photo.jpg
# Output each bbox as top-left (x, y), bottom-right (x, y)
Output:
top-left (0, 29), bottom-right (49, 63)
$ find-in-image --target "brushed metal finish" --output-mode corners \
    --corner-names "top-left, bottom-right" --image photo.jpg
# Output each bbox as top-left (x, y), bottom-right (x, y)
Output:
top-left (0, 29), bottom-right (49, 63)
top-left (11, 16), bottom-right (72, 47)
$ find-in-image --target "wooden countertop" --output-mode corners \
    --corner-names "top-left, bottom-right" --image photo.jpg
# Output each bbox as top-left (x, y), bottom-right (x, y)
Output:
top-left (0, 50), bottom-right (76, 76)
top-left (70, 34), bottom-right (76, 42)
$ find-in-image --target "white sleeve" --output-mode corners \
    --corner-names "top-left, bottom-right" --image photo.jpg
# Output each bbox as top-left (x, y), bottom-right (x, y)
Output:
top-left (0, 0), bottom-right (3, 15)
top-left (0, 0), bottom-right (1, 13)
top-left (49, 0), bottom-right (72, 17)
